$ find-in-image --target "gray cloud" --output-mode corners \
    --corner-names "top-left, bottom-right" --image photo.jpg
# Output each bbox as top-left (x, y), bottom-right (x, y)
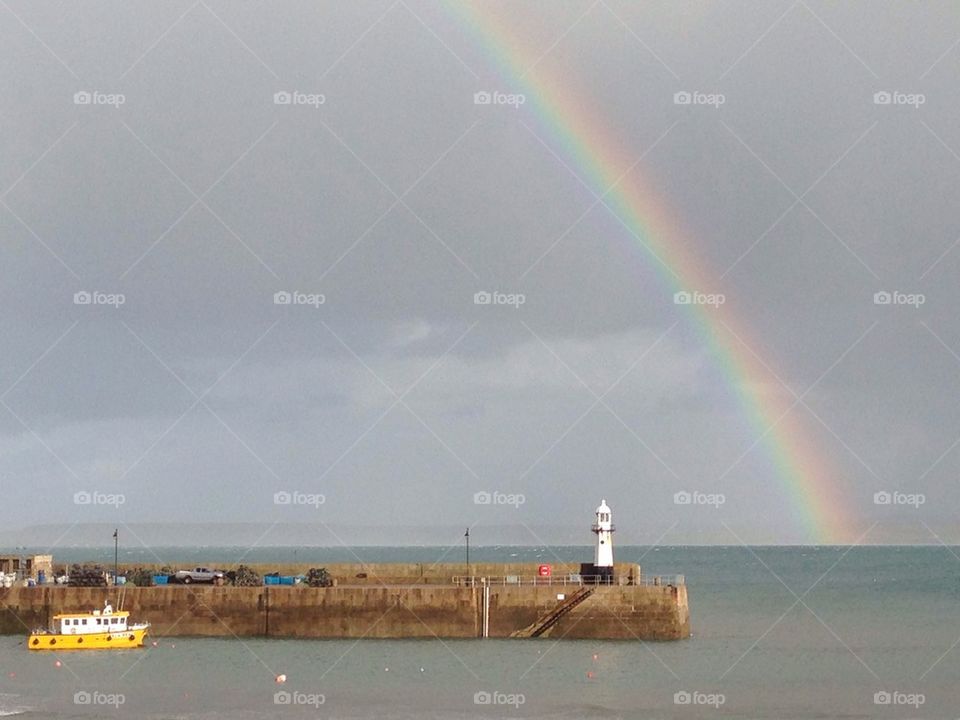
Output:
top-left (2, 1), bottom-right (959, 545)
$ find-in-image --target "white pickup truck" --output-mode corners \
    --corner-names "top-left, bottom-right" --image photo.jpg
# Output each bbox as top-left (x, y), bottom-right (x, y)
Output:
top-left (174, 567), bottom-right (224, 584)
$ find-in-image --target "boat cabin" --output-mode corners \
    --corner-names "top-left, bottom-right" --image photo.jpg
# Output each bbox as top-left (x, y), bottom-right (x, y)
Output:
top-left (54, 610), bottom-right (130, 635)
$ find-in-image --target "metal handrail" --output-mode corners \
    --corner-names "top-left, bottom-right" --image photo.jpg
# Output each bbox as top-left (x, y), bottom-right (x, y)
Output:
top-left (453, 575), bottom-right (582, 587)
top-left (451, 574), bottom-right (684, 587)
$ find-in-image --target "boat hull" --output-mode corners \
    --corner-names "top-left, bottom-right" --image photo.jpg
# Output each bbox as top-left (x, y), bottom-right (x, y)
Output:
top-left (28, 627), bottom-right (148, 650)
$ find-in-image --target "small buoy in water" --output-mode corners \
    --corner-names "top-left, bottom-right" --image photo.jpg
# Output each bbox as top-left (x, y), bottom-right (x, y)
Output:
top-left (592, 654), bottom-right (599, 661)
top-left (384, 667), bottom-right (389, 672)
top-left (54, 660), bottom-right (61, 668)
top-left (8, 672), bottom-right (15, 678)
top-left (170, 644), bottom-right (176, 648)
top-left (420, 667), bottom-right (425, 673)
top-left (275, 674), bottom-right (287, 684)
top-left (586, 671), bottom-right (594, 679)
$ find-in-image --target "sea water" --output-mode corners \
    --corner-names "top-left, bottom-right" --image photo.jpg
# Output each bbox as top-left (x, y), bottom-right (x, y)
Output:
top-left (1, 546), bottom-right (958, 718)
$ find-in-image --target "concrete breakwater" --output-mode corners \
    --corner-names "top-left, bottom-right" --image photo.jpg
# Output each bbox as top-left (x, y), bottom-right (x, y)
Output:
top-left (0, 564), bottom-right (690, 641)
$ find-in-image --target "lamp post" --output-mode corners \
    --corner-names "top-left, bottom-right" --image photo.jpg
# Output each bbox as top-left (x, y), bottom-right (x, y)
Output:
top-left (464, 528), bottom-right (470, 583)
top-left (113, 529), bottom-right (118, 585)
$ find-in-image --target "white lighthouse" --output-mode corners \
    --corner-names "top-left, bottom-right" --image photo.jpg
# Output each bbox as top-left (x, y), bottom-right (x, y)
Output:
top-left (592, 499), bottom-right (615, 571)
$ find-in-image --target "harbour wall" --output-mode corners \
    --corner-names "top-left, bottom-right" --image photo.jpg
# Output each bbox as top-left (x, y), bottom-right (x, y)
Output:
top-left (0, 582), bottom-right (689, 641)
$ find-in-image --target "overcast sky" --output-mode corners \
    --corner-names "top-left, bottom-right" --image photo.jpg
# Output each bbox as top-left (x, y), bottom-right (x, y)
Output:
top-left (2, 1), bottom-right (959, 547)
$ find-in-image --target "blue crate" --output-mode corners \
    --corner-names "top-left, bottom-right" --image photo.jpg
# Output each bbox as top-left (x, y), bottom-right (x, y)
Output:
top-left (264, 575), bottom-right (296, 586)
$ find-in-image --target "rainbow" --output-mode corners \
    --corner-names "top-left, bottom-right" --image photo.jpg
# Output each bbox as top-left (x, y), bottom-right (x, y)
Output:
top-left (444, 3), bottom-right (853, 543)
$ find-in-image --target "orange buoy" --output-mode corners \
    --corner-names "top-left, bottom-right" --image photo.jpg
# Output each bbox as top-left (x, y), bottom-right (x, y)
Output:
top-left (275, 674), bottom-right (287, 684)
top-left (54, 660), bottom-right (62, 668)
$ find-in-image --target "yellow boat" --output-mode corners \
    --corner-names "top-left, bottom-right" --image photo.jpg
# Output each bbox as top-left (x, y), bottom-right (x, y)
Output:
top-left (28, 606), bottom-right (149, 651)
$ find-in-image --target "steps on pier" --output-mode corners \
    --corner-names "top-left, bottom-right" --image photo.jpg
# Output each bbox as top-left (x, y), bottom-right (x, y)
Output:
top-left (510, 587), bottom-right (595, 638)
